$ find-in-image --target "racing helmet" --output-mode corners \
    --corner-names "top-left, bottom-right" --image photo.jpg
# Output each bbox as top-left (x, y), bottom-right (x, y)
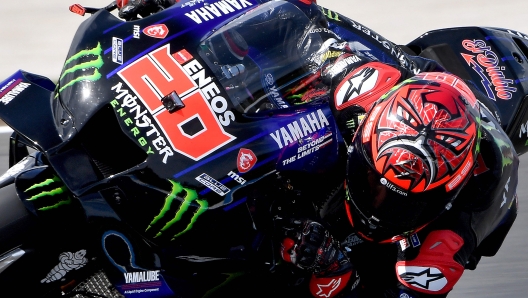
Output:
top-left (345, 73), bottom-right (481, 243)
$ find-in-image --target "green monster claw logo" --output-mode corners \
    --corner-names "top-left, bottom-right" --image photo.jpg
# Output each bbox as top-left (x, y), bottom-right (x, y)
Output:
top-left (320, 7), bottom-right (341, 22)
top-left (25, 175), bottom-right (72, 211)
top-left (56, 43), bottom-right (104, 96)
top-left (146, 180), bottom-right (208, 240)
top-left (495, 136), bottom-right (514, 168)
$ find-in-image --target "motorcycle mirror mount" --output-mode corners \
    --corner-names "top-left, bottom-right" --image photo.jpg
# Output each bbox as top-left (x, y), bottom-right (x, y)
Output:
top-left (162, 91), bottom-right (185, 114)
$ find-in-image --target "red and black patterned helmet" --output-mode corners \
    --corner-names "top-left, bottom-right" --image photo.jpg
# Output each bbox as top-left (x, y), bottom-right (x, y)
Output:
top-left (345, 73), bottom-right (481, 243)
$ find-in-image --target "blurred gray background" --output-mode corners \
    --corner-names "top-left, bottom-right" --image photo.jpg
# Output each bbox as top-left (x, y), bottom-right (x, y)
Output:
top-left (1, 0), bottom-right (527, 296)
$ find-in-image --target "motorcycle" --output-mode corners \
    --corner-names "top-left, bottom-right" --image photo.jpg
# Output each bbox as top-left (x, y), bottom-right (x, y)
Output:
top-left (0, 0), bottom-right (527, 297)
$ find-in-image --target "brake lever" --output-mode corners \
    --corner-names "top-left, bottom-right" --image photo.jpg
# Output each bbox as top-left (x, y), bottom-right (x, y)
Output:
top-left (69, 1), bottom-right (118, 16)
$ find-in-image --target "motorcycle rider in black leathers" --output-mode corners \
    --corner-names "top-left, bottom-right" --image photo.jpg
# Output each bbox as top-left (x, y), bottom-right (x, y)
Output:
top-left (118, 1), bottom-right (519, 297)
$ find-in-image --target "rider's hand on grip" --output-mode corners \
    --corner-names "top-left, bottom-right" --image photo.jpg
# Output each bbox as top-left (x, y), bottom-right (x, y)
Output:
top-left (281, 219), bottom-right (352, 276)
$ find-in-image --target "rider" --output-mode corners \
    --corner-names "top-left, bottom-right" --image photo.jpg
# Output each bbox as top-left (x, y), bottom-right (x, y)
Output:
top-left (117, 1), bottom-right (519, 297)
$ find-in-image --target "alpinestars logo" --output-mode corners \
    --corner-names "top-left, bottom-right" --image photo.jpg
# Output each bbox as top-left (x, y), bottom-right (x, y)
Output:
top-left (25, 175), bottom-right (72, 211)
top-left (56, 43), bottom-right (104, 95)
top-left (146, 180), bottom-right (208, 240)
top-left (335, 67), bottom-right (378, 108)
top-left (397, 266), bottom-right (447, 292)
top-left (315, 278), bottom-right (341, 297)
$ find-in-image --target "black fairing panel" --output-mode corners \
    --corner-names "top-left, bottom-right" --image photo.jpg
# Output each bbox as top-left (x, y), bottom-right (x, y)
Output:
top-left (0, 183), bottom-right (36, 253)
top-left (0, 71), bottom-right (62, 151)
top-left (407, 27), bottom-right (528, 155)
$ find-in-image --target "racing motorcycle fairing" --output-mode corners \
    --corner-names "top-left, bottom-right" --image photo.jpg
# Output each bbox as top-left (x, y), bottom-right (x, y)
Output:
top-left (406, 26), bottom-right (528, 155)
top-left (22, 1), bottom-right (346, 296)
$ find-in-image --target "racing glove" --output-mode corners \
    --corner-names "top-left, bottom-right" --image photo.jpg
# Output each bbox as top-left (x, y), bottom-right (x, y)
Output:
top-left (281, 219), bottom-right (360, 297)
top-left (117, 0), bottom-right (176, 20)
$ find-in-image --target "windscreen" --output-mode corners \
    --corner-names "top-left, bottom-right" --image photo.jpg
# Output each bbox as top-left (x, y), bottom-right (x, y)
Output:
top-left (197, 1), bottom-right (323, 114)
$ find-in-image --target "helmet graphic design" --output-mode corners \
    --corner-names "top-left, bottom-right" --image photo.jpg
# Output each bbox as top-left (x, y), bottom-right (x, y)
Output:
top-left (372, 81), bottom-right (478, 193)
top-left (346, 73), bottom-right (481, 242)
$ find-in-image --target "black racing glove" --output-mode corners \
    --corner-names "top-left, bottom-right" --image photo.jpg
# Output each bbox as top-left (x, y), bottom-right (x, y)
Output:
top-left (281, 219), bottom-right (352, 276)
top-left (281, 219), bottom-right (361, 298)
top-left (117, 0), bottom-right (176, 20)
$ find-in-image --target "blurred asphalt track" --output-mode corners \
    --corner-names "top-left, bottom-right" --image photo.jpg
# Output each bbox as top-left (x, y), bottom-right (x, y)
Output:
top-left (1, 0), bottom-right (528, 296)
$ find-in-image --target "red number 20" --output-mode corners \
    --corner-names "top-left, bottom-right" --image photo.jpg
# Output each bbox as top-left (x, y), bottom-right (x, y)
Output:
top-left (118, 44), bottom-right (235, 161)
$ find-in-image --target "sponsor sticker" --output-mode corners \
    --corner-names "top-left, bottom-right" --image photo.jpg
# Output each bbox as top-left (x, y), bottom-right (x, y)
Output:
top-left (174, 49), bottom-right (193, 64)
top-left (227, 171), bottom-right (246, 185)
top-left (124, 270), bottom-right (160, 284)
top-left (143, 24), bottom-right (169, 39)
top-left (461, 39), bottom-right (517, 100)
top-left (196, 173), bottom-right (230, 196)
top-left (111, 85), bottom-right (175, 164)
top-left (0, 79), bottom-right (31, 105)
top-left (269, 109), bottom-right (331, 149)
top-left (281, 132), bottom-right (333, 166)
top-left (324, 53), bottom-right (361, 77)
top-left (410, 233), bottom-right (421, 248)
top-left (263, 73), bottom-right (289, 109)
top-left (380, 177), bottom-right (408, 196)
top-left (144, 181), bottom-right (208, 239)
top-left (400, 238), bottom-right (410, 251)
top-left (112, 37), bottom-right (124, 64)
top-left (184, 0), bottom-right (253, 24)
top-left (133, 25), bottom-right (140, 39)
top-left (181, 0), bottom-right (205, 8)
top-left (121, 270), bottom-right (166, 295)
top-left (0, 79), bottom-right (16, 93)
top-left (237, 148), bottom-right (257, 173)
top-left (57, 43), bottom-right (103, 95)
top-left (41, 250), bottom-right (88, 283)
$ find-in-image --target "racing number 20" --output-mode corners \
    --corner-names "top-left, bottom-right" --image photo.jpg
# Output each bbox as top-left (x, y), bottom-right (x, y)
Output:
top-left (118, 44), bottom-right (235, 161)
